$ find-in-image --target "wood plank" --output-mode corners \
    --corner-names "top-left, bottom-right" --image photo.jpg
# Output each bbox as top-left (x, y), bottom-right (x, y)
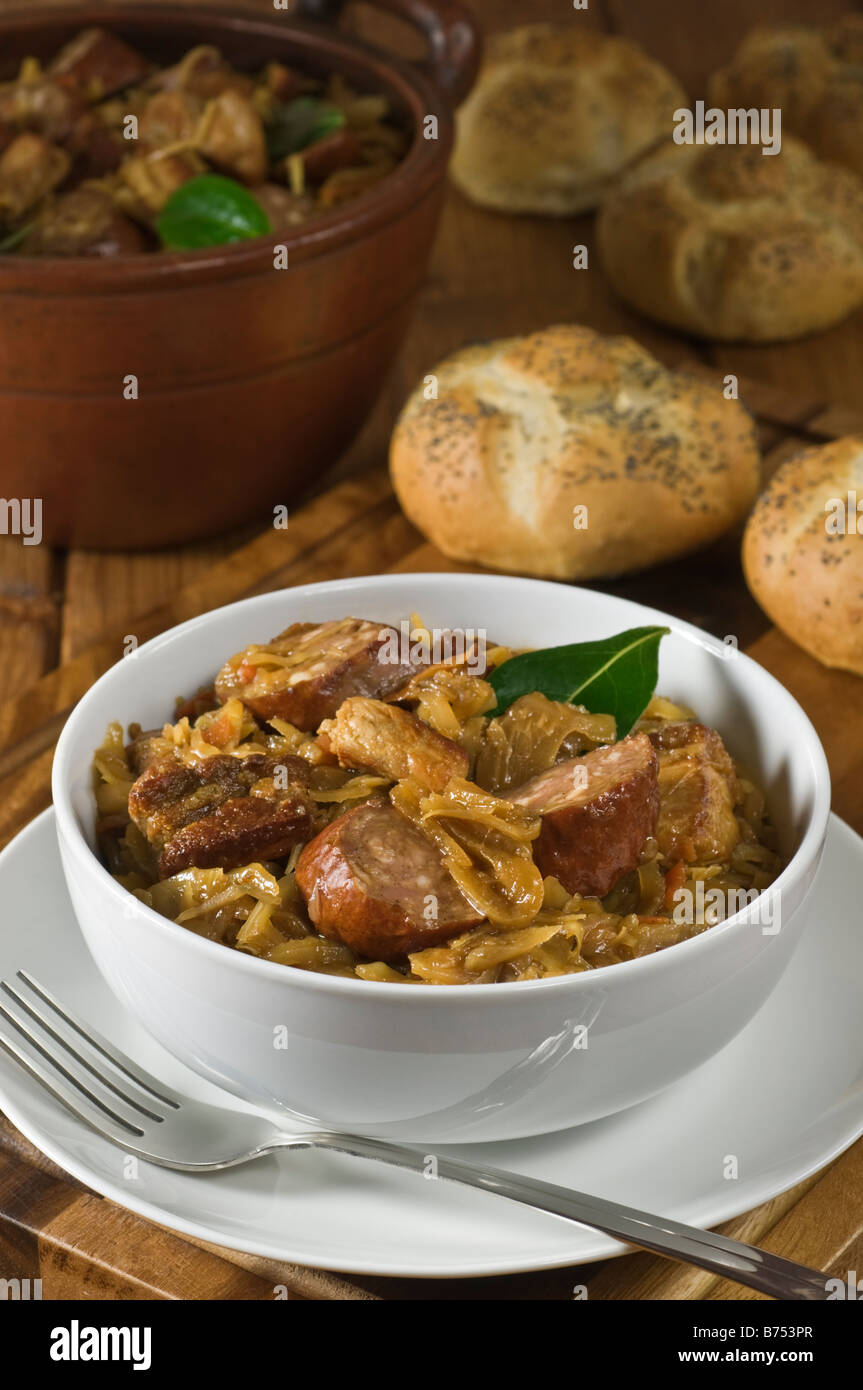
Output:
top-left (707, 1138), bottom-right (863, 1300)
top-left (38, 1194), bottom-right (278, 1301)
top-left (61, 539), bottom-right (236, 663)
top-left (745, 628), bottom-right (863, 829)
top-left (0, 749), bottom-right (54, 853)
top-left (164, 1232), bottom-right (381, 1301)
top-left (0, 540), bottom-right (60, 705)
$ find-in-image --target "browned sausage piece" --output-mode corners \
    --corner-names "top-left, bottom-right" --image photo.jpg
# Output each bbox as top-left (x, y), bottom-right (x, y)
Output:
top-left (158, 794), bottom-right (316, 879)
top-left (215, 618), bottom-right (429, 732)
top-left (128, 752), bottom-right (319, 878)
top-left (318, 697), bottom-right (468, 792)
top-left (300, 129), bottom-right (361, 184)
top-left (127, 728), bottom-right (172, 775)
top-left (195, 90), bottom-right (268, 186)
top-left (147, 46), bottom-right (253, 101)
top-left (249, 183), bottom-right (314, 231)
top-left (119, 149), bottom-right (200, 216)
top-left (137, 91), bottom-right (202, 153)
top-left (0, 134), bottom-right (71, 222)
top-left (49, 28), bottom-right (151, 97)
top-left (0, 79), bottom-right (85, 143)
top-left (649, 723), bottom-right (742, 863)
top-left (295, 802), bottom-right (483, 961)
top-left (19, 189), bottom-right (149, 258)
top-left (67, 114), bottom-right (127, 177)
top-left (263, 62), bottom-right (305, 105)
top-left (505, 732), bottom-right (659, 898)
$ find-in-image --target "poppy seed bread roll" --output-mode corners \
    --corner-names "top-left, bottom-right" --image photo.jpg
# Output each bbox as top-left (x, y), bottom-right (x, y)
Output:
top-left (449, 25), bottom-right (686, 216)
top-left (596, 137), bottom-right (863, 342)
top-left (742, 437), bottom-right (863, 676)
top-left (708, 18), bottom-right (863, 182)
top-left (389, 325), bottom-right (761, 581)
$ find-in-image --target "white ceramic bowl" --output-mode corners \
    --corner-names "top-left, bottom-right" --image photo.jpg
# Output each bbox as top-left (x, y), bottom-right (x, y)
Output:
top-left (52, 574), bottom-right (831, 1143)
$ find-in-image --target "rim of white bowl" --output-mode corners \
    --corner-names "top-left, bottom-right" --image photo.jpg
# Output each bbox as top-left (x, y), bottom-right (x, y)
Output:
top-left (52, 573), bottom-right (833, 1003)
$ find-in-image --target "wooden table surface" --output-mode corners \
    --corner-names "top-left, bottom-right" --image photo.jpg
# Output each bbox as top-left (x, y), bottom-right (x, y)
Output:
top-left (1, 0), bottom-right (862, 1301)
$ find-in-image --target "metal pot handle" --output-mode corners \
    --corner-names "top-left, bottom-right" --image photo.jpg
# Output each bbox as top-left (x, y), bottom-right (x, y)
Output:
top-left (297, 0), bottom-right (481, 104)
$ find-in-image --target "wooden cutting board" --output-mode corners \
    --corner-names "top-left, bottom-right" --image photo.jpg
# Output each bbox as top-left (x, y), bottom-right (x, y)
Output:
top-left (2, 0), bottom-right (863, 1303)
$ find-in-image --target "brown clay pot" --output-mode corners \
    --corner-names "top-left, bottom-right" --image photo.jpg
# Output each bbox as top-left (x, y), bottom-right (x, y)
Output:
top-left (0, 2), bottom-right (480, 548)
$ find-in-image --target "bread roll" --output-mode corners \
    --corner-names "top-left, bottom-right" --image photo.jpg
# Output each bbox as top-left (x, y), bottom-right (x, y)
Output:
top-left (596, 136), bottom-right (863, 341)
top-left (389, 324), bottom-right (760, 581)
top-left (709, 18), bottom-right (863, 181)
top-left (449, 25), bottom-right (686, 215)
top-left (743, 437), bottom-right (863, 676)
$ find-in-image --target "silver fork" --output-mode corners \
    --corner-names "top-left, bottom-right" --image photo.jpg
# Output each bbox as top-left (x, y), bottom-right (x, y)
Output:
top-left (0, 970), bottom-right (830, 1300)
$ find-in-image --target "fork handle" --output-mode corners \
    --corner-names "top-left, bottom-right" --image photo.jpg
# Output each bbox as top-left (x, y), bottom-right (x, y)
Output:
top-left (307, 1132), bottom-right (830, 1300)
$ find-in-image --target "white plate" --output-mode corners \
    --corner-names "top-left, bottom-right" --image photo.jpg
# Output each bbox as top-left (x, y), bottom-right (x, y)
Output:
top-left (0, 809), bottom-right (861, 1279)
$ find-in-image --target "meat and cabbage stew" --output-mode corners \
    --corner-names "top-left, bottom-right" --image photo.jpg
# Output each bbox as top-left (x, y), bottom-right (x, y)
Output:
top-left (93, 616), bottom-right (782, 984)
top-left (0, 27), bottom-right (409, 256)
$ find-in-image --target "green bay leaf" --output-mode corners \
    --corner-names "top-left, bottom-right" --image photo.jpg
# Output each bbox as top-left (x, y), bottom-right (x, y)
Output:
top-left (157, 175), bottom-right (271, 251)
top-left (487, 626), bottom-right (669, 738)
top-left (265, 97), bottom-right (346, 161)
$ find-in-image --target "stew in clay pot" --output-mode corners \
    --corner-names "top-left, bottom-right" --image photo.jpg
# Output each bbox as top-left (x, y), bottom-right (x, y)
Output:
top-left (0, 26), bottom-right (410, 256)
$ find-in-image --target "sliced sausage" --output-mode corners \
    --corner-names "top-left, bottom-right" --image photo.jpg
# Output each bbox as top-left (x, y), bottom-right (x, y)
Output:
top-left (505, 732), bottom-right (659, 898)
top-left (295, 802), bottom-right (483, 961)
top-left (318, 697), bottom-right (468, 792)
top-left (128, 751), bottom-right (318, 878)
top-left (649, 722), bottom-right (742, 863)
top-left (215, 618), bottom-right (429, 732)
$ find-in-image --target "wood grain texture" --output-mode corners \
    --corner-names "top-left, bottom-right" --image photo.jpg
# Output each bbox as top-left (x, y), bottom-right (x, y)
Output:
top-left (0, 0), bottom-right (861, 1301)
top-left (0, 542), bottom-right (61, 703)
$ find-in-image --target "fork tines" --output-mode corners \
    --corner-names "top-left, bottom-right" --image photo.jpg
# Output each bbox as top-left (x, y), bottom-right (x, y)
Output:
top-left (0, 970), bottom-right (181, 1140)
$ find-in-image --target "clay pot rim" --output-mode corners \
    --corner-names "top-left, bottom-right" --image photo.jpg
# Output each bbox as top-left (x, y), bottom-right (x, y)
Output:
top-left (0, 2), bottom-right (454, 293)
